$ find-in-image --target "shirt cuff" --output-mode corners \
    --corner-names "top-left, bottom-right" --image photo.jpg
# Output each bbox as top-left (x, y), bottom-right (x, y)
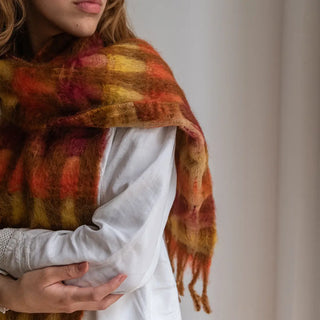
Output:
top-left (0, 228), bottom-right (27, 277)
top-left (0, 228), bottom-right (15, 273)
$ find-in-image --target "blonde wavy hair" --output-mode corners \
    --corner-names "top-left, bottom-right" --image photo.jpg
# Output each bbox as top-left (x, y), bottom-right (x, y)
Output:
top-left (0, 0), bottom-right (137, 57)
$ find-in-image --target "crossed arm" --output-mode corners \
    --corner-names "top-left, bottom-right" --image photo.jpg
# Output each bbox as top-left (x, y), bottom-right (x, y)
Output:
top-left (0, 126), bottom-right (177, 313)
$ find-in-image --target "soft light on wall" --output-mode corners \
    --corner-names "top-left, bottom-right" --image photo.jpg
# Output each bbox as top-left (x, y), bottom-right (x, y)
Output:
top-left (127, 1), bottom-right (320, 320)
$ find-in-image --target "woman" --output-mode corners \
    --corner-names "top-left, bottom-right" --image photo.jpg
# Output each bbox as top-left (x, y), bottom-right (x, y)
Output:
top-left (0, 0), bottom-right (217, 319)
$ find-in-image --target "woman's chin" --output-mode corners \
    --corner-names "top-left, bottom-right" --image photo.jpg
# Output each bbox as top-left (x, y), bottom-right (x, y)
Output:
top-left (66, 23), bottom-right (99, 38)
top-left (70, 30), bottom-right (97, 38)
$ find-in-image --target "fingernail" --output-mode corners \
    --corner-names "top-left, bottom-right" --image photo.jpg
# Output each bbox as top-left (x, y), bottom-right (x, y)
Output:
top-left (117, 274), bottom-right (127, 282)
top-left (78, 262), bottom-right (87, 271)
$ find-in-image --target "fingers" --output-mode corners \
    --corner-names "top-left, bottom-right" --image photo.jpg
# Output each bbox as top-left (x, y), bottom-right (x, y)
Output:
top-left (59, 274), bottom-right (127, 313)
top-left (34, 263), bottom-right (127, 313)
top-left (41, 262), bottom-right (89, 286)
top-left (69, 274), bottom-right (127, 303)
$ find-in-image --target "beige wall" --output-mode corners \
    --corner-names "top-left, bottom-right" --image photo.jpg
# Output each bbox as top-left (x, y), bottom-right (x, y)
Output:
top-left (127, 1), bottom-right (320, 320)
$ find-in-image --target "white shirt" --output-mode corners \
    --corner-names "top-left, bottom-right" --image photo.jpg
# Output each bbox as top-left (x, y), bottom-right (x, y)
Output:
top-left (0, 126), bottom-right (182, 320)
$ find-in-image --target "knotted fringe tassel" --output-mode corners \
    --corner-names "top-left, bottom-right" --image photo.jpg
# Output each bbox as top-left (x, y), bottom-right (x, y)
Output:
top-left (164, 229), bottom-right (212, 314)
top-left (188, 255), bottom-right (212, 313)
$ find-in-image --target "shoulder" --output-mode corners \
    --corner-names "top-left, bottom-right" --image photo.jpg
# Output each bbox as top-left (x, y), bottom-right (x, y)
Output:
top-left (97, 37), bottom-right (174, 77)
top-left (104, 37), bottom-right (163, 56)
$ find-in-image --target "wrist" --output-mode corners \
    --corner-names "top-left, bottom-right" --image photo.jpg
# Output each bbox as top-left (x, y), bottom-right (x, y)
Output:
top-left (0, 275), bottom-right (8, 312)
top-left (0, 274), bottom-right (17, 312)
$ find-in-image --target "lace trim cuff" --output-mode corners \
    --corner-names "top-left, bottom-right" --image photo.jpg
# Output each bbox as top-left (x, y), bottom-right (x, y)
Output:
top-left (0, 229), bottom-right (15, 271)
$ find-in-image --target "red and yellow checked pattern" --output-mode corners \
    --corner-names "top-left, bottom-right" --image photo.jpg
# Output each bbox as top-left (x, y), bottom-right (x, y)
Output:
top-left (0, 33), bottom-right (217, 319)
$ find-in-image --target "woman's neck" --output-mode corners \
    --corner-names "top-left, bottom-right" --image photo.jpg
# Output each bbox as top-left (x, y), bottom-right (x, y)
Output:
top-left (25, 3), bottom-right (64, 55)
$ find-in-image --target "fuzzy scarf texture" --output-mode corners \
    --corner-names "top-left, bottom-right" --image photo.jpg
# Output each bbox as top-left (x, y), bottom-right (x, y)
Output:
top-left (0, 32), bottom-right (217, 319)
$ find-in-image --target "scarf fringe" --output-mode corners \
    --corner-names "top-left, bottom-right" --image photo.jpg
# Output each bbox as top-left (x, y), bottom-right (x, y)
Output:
top-left (164, 228), bottom-right (213, 314)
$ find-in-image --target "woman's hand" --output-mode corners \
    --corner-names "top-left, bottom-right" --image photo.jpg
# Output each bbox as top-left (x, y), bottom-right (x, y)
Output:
top-left (0, 262), bottom-right (126, 314)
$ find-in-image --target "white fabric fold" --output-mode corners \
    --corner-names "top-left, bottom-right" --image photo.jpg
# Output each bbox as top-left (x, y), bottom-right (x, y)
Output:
top-left (0, 126), bottom-right (181, 319)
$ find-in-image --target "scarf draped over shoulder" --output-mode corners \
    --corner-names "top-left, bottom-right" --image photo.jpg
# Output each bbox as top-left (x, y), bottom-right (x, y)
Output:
top-left (0, 32), bottom-right (217, 317)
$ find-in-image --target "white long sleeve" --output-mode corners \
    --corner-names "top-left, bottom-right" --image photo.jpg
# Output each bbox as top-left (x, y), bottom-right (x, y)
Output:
top-left (0, 126), bottom-right (178, 295)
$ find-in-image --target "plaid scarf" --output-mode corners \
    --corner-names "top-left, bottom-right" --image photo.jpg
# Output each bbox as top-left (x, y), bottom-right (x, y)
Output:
top-left (0, 33), bottom-right (217, 319)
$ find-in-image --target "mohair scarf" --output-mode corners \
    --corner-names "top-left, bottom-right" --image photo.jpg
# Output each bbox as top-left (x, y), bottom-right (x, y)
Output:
top-left (0, 32), bottom-right (217, 319)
